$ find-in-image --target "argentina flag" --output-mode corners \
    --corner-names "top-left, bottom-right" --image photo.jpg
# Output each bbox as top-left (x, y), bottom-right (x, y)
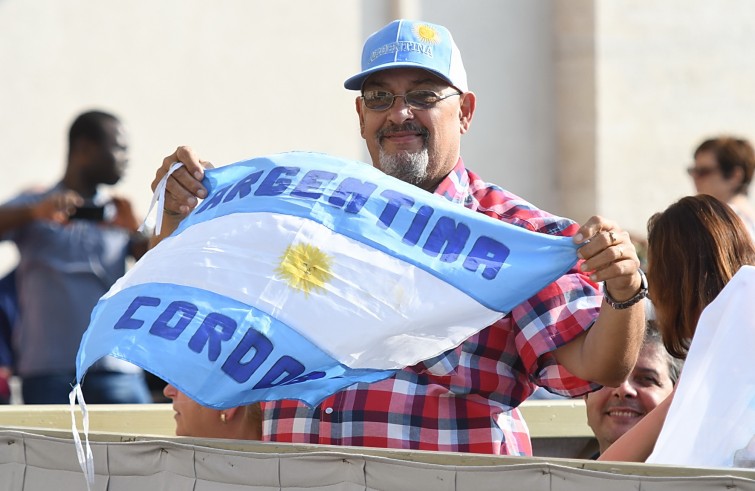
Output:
top-left (75, 151), bottom-right (580, 408)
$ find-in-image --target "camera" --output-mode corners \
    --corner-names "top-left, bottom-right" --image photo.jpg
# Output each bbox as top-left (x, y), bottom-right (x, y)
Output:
top-left (69, 204), bottom-right (106, 221)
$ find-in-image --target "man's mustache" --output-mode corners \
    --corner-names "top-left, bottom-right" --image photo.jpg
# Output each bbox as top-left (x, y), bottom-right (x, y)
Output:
top-left (377, 123), bottom-right (430, 141)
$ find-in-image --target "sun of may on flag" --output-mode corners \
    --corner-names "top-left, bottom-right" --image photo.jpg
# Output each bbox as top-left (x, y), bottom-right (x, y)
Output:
top-left (75, 151), bottom-right (580, 408)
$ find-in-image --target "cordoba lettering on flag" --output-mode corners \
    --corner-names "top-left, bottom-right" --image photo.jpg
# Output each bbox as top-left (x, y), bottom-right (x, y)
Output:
top-left (75, 151), bottom-right (580, 408)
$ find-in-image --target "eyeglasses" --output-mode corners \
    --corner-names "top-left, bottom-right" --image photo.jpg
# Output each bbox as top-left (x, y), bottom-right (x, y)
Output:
top-left (687, 166), bottom-right (720, 179)
top-left (361, 89), bottom-right (461, 111)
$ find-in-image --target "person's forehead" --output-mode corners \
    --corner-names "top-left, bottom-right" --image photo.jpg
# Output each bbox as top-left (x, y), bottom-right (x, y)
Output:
top-left (363, 68), bottom-right (450, 89)
top-left (694, 150), bottom-right (718, 166)
top-left (634, 344), bottom-right (670, 378)
top-left (105, 119), bottom-right (124, 134)
top-left (103, 120), bottom-right (128, 146)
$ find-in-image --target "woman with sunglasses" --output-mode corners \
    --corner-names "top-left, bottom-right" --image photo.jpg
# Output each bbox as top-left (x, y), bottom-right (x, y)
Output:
top-left (598, 194), bottom-right (755, 462)
top-left (688, 136), bottom-right (755, 239)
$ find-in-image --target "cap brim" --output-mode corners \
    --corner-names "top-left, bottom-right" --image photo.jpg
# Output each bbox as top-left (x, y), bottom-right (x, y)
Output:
top-left (344, 62), bottom-right (456, 91)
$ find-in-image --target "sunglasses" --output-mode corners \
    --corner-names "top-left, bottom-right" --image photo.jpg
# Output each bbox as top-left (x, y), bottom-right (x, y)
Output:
top-left (361, 89), bottom-right (461, 111)
top-left (687, 166), bottom-right (720, 179)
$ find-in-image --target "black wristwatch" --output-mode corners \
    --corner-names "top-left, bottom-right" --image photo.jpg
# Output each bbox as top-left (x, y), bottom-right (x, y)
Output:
top-left (603, 269), bottom-right (648, 310)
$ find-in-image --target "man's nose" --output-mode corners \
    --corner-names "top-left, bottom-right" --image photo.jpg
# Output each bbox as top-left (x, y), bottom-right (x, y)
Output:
top-left (163, 383), bottom-right (177, 399)
top-left (611, 380), bottom-right (638, 398)
top-left (386, 95), bottom-right (415, 124)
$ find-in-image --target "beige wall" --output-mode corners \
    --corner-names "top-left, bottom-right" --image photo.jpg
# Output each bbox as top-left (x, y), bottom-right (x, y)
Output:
top-left (2, 0), bottom-right (755, 276)
top-left (593, 0), bottom-right (755, 232)
top-left (0, 0), bottom-right (364, 197)
top-left (555, 0), bottom-right (598, 225)
top-left (0, 0), bottom-right (365, 273)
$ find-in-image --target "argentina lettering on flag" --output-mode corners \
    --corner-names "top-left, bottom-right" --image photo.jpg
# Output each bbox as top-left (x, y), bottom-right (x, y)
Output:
top-left (75, 151), bottom-right (580, 408)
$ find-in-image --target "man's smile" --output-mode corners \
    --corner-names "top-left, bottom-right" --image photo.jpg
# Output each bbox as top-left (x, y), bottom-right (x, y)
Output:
top-left (378, 123), bottom-right (429, 148)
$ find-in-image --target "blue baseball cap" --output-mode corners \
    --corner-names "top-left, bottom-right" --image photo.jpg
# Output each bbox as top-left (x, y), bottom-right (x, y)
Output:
top-left (344, 19), bottom-right (468, 92)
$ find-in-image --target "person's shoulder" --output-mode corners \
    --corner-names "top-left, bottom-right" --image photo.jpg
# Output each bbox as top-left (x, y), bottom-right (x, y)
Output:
top-left (2, 184), bottom-right (55, 207)
top-left (465, 169), bottom-right (579, 237)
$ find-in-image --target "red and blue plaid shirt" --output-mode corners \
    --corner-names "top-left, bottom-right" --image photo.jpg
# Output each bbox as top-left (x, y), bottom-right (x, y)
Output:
top-left (261, 158), bottom-right (602, 455)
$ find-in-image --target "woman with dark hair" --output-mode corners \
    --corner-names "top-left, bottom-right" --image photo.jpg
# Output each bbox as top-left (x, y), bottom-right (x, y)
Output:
top-left (688, 136), bottom-right (755, 239)
top-left (646, 195), bottom-right (755, 359)
top-left (598, 195), bottom-right (755, 462)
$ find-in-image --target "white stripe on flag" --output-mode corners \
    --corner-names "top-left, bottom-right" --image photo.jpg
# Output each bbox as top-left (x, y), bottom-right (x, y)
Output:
top-left (105, 212), bottom-right (503, 370)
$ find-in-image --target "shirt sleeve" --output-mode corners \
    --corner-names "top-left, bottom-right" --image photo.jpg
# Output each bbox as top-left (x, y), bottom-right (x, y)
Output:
top-left (477, 187), bottom-right (604, 397)
top-left (0, 191), bottom-right (44, 243)
top-left (511, 263), bottom-right (603, 397)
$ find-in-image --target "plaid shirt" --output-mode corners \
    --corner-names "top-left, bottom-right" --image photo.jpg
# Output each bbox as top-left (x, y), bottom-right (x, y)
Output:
top-left (261, 158), bottom-right (602, 455)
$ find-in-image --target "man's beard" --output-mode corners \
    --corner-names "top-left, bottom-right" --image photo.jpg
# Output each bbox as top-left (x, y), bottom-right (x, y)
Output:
top-left (376, 123), bottom-right (430, 186)
top-left (378, 147), bottom-right (429, 185)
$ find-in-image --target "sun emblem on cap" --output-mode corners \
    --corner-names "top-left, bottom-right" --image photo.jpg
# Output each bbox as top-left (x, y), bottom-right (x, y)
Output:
top-left (414, 24), bottom-right (440, 44)
top-left (275, 243), bottom-right (334, 297)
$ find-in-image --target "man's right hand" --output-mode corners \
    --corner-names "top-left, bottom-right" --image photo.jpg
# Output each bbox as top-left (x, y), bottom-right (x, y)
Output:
top-left (151, 146), bottom-right (213, 217)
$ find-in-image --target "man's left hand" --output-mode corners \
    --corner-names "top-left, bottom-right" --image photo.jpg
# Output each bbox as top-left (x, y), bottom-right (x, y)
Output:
top-left (573, 216), bottom-right (642, 300)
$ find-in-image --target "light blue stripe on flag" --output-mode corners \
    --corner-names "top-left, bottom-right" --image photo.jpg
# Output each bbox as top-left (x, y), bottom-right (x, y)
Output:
top-left (78, 283), bottom-right (390, 408)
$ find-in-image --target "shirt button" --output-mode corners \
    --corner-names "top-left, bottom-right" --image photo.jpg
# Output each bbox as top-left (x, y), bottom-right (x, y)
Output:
top-left (324, 407), bottom-right (333, 415)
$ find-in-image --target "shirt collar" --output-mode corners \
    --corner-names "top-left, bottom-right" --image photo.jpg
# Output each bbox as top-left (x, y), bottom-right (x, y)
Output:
top-left (432, 157), bottom-right (470, 205)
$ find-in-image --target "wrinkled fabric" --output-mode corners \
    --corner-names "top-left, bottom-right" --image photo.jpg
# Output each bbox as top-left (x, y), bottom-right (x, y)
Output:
top-left (75, 152), bottom-right (581, 410)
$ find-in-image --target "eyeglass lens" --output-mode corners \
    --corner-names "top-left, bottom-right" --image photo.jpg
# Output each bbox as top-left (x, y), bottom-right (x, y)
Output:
top-left (687, 166), bottom-right (719, 178)
top-left (362, 90), bottom-right (458, 111)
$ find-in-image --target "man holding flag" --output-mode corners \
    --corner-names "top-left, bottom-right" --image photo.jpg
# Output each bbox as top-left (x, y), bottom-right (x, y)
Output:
top-left (149, 19), bottom-right (646, 455)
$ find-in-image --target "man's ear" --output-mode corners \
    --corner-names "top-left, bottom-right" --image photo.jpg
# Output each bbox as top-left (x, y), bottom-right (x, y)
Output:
top-left (459, 91), bottom-right (476, 134)
top-left (355, 96), bottom-right (366, 138)
top-left (68, 139), bottom-right (95, 167)
top-left (731, 166), bottom-right (746, 186)
top-left (224, 406), bottom-right (240, 422)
